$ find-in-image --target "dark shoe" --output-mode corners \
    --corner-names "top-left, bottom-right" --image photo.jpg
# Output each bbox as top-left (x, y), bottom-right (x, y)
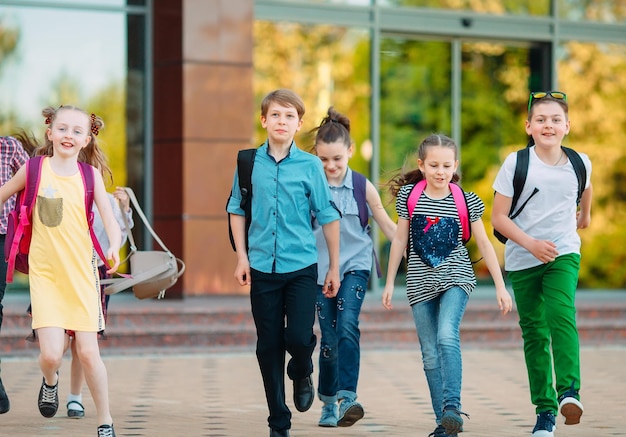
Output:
top-left (532, 411), bottom-right (556, 437)
top-left (441, 407), bottom-right (468, 435)
top-left (67, 400), bottom-right (85, 418)
top-left (37, 375), bottom-right (59, 418)
top-left (293, 375), bottom-right (314, 412)
top-left (97, 424), bottom-right (116, 437)
top-left (558, 390), bottom-right (584, 425)
top-left (429, 424), bottom-right (456, 437)
top-left (269, 428), bottom-right (289, 437)
top-left (0, 376), bottom-right (9, 414)
top-left (337, 398), bottom-right (364, 427)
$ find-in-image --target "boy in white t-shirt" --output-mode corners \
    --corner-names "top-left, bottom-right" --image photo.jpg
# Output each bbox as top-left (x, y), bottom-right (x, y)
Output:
top-left (492, 91), bottom-right (592, 437)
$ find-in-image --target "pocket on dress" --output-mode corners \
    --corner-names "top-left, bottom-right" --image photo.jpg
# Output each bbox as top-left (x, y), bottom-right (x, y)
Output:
top-left (37, 195), bottom-right (63, 227)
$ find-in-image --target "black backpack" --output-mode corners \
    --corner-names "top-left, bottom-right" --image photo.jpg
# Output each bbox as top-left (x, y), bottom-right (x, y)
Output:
top-left (227, 148), bottom-right (257, 252)
top-left (493, 145), bottom-right (586, 243)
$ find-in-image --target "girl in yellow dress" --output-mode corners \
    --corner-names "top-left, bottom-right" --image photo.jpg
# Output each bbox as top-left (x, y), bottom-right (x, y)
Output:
top-left (0, 105), bottom-right (121, 437)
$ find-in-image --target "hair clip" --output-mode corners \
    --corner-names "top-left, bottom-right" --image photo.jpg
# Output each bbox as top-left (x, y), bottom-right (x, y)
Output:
top-left (44, 116), bottom-right (52, 125)
top-left (90, 113), bottom-right (100, 136)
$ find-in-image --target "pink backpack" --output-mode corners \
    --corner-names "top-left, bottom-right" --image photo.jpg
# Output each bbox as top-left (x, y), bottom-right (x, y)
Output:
top-left (4, 156), bottom-right (109, 283)
top-left (407, 179), bottom-right (471, 244)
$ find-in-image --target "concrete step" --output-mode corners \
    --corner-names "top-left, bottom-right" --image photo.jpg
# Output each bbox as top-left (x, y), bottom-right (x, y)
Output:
top-left (2, 289), bottom-right (625, 357)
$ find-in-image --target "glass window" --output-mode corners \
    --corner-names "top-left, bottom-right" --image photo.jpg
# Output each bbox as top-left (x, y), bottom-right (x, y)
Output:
top-left (559, 0), bottom-right (626, 23)
top-left (0, 5), bottom-right (145, 190)
top-left (253, 21), bottom-right (371, 175)
top-left (556, 41), bottom-right (626, 287)
top-left (378, 0), bottom-right (550, 16)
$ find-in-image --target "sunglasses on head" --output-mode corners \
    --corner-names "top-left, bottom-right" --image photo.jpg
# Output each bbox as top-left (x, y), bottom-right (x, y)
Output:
top-left (527, 91), bottom-right (567, 111)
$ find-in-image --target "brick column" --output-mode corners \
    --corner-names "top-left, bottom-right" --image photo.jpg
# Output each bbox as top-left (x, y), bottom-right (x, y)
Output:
top-left (153, 0), bottom-right (254, 296)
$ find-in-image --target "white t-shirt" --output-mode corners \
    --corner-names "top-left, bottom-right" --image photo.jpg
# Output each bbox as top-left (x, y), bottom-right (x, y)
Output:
top-left (492, 146), bottom-right (592, 272)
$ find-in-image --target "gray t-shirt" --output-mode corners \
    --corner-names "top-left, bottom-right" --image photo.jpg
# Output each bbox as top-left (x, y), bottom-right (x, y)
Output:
top-left (313, 168), bottom-right (373, 285)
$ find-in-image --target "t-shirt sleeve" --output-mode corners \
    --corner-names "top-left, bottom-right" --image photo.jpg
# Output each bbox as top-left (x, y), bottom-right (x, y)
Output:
top-left (395, 184), bottom-right (413, 220)
top-left (465, 191), bottom-right (485, 222)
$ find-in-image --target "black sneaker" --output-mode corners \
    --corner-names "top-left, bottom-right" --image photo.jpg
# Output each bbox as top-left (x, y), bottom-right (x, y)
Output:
top-left (0, 376), bottom-right (9, 414)
top-left (429, 424), bottom-right (456, 437)
top-left (97, 424), bottom-right (116, 437)
top-left (558, 390), bottom-right (584, 425)
top-left (532, 411), bottom-right (556, 437)
top-left (37, 375), bottom-right (59, 418)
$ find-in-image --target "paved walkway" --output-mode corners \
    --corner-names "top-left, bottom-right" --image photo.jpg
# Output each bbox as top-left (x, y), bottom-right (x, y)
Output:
top-left (0, 346), bottom-right (624, 436)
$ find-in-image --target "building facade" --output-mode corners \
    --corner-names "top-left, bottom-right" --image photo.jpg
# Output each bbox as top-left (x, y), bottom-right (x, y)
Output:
top-left (0, 0), bottom-right (624, 295)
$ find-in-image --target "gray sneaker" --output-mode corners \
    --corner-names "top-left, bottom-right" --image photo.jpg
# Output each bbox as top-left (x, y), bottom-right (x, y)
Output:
top-left (337, 398), bottom-right (364, 427)
top-left (318, 402), bottom-right (338, 427)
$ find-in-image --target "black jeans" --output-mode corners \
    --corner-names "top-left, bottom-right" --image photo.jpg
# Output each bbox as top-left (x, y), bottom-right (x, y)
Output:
top-left (250, 264), bottom-right (317, 431)
top-left (0, 234), bottom-right (6, 334)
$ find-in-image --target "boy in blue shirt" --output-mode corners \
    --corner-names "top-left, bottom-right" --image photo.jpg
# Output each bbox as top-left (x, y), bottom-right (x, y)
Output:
top-left (227, 89), bottom-right (341, 437)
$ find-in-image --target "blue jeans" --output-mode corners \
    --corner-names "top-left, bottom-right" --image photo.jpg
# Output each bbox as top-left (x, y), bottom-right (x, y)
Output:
top-left (411, 286), bottom-right (468, 420)
top-left (316, 270), bottom-right (369, 403)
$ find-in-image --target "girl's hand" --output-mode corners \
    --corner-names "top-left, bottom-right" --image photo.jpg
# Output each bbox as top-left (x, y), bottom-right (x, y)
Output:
top-left (496, 287), bottom-right (513, 315)
top-left (382, 285), bottom-right (394, 310)
top-left (106, 248), bottom-right (120, 274)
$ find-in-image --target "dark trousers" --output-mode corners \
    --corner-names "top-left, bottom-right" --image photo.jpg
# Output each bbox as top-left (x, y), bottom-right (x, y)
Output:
top-left (0, 234), bottom-right (6, 334)
top-left (250, 264), bottom-right (317, 431)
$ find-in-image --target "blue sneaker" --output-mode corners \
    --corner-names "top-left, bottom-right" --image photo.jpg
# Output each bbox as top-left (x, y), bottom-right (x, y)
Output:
top-left (441, 407), bottom-right (467, 435)
top-left (337, 398), bottom-right (364, 427)
top-left (558, 390), bottom-right (583, 425)
top-left (318, 402), bottom-right (338, 427)
top-left (532, 411), bottom-right (556, 437)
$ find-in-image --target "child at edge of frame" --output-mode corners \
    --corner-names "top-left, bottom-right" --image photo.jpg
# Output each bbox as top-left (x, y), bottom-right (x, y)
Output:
top-left (492, 90), bottom-right (592, 437)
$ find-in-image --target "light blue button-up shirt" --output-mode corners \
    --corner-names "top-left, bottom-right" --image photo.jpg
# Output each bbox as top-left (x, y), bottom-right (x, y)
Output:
top-left (227, 141), bottom-right (340, 274)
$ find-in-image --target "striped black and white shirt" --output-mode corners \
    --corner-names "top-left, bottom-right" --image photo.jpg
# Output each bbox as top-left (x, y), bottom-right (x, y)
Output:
top-left (396, 183), bottom-right (484, 306)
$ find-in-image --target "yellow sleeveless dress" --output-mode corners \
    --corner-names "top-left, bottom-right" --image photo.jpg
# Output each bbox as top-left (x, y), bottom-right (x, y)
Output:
top-left (29, 157), bottom-right (104, 332)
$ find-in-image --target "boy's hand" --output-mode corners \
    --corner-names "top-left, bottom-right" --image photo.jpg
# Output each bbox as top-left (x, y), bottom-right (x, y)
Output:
top-left (234, 258), bottom-right (251, 286)
top-left (322, 269), bottom-right (340, 298)
top-left (106, 249), bottom-right (120, 274)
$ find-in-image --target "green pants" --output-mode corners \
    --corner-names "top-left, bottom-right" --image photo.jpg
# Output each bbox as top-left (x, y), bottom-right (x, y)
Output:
top-left (507, 253), bottom-right (581, 414)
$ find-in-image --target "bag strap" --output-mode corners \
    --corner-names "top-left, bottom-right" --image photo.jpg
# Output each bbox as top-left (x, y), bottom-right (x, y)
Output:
top-left (101, 187), bottom-right (186, 295)
top-left (449, 183), bottom-right (471, 244)
top-left (562, 146), bottom-right (587, 205)
top-left (407, 179), bottom-right (470, 244)
top-left (351, 171), bottom-right (368, 230)
top-left (6, 156), bottom-right (44, 283)
top-left (76, 161), bottom-right (113, 271)
top-left (123, 187), bottom-right (175, 255)
top-left (228, 148), bottom-right (257, 252)
top-left (351, 170), bottom-right (382, 277)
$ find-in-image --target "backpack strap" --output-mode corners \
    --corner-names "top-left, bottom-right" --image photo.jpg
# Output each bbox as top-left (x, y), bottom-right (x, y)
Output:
top-left (5, 156), bottom-right (44, 283)
top-left (351, 171), bottom-right (368, 230)
top-left (351, 170), bottom-right (382, 277)
top-left (228, 148), bottom-right (257, 252)
top-left (407, 179), bottom-right (470, 244)
top-left (407, 179), bottom-right (427, 219)
top-left (449, 183), bottom-right (471, 244)
top-left (77, 162), bottom-right (111, 269)
top-left (562, 146), bottom-right (587, 205)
